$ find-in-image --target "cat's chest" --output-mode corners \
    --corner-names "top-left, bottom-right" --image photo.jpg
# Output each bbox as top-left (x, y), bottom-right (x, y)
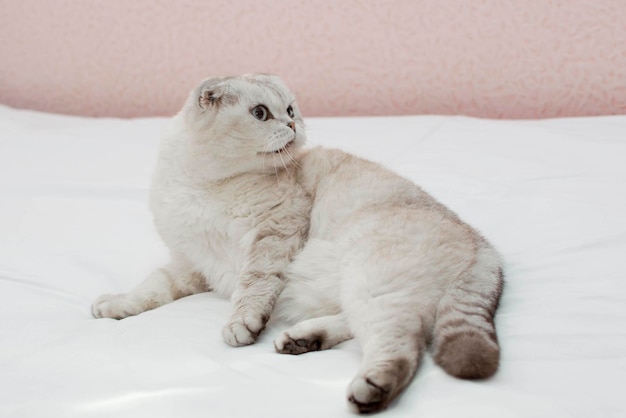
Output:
top-left (152, 183), bottom-right (258, 288)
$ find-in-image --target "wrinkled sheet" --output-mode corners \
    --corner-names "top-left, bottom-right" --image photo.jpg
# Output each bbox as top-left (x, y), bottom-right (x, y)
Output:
top-left (1, 105), bottom-right (625, 418)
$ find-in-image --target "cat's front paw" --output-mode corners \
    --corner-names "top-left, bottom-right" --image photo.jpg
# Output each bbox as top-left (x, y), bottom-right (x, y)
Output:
top-left (222, 314), bottom-right (267, 347)
top-left (91, 293), bottom-right (138, 319)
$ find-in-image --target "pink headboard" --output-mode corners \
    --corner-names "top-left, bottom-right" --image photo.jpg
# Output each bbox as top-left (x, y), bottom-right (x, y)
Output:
top-left (1, 0), bottom-right (625, 118)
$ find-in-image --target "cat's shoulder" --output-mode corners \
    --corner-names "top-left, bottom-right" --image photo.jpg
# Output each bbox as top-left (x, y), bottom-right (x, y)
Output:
top-left (297, 146), bottom-right (358, 176)
top-left (300, 146), bottom-right (351, 164)
top-left (299, 146), bottom-right (394, 180)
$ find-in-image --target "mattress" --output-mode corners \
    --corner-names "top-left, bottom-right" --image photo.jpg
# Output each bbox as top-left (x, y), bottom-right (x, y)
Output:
top-left (1, 104), bottom-right (624, 418)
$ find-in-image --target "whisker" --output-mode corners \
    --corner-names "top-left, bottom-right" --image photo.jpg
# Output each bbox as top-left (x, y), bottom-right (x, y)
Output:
top-left (284, 147), bottom-right (301, 169)
top-left (262, 140), bottom-right (275, 175)
top-left (277, 149), bottom-right (286, 169)
top-left (283, 152), bottom-right (298, 180)
top-left (262, 147), bottom-right (267, 175)
top-left (272, 157), bottom-right (280, 186)
top-left (277, 150), bottom-right (293, 181)
top-left (271, 152), bottom-right (279, 184)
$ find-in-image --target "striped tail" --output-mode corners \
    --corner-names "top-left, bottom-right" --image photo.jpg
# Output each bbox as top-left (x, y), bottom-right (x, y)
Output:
top-left (432, 247), bottom-right (504, 379)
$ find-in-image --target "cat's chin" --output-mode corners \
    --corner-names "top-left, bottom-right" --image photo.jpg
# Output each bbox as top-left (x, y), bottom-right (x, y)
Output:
top-left (259, 139), bottom-right (296, 155)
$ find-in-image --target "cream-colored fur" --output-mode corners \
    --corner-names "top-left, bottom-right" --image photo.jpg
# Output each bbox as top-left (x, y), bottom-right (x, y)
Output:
top-left (92, 74), bottom-right (310, 346)
top-left (92, 74), bottom-right (504, 414)
top-left (275, 148), bottom-right (503, 412)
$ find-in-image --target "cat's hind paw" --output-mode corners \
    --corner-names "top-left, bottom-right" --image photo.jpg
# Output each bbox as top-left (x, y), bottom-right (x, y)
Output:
top-left (347, 358), bottom-right (411, 414)
top-left (274, 331), bottom-right (323, 355)
top-left (347, 376), bottom-right (391, 414)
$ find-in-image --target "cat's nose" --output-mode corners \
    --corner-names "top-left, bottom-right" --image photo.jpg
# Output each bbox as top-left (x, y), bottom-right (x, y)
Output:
top-left (287, 121), bottom-right (296, 132)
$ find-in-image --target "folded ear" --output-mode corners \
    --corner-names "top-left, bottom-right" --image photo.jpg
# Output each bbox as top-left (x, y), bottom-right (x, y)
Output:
top-left (197, 77), bottom-right (238, 110)
top-left (198, 88), bottom-right (217, 109)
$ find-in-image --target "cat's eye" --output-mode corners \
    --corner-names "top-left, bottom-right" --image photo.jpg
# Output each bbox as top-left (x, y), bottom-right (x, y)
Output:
top-left (287, 105), bottom-right (294, 118)
top-left (251, 105), bottom-right (270, 121)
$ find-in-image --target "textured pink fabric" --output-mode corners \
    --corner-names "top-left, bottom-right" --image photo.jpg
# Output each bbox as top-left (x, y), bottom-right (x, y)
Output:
top-left (1, 0), bottom-right (625, 118)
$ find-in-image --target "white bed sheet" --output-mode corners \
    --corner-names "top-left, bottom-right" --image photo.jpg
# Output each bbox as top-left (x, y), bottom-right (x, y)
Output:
top-left (1, 105), bottom-right (625, 418)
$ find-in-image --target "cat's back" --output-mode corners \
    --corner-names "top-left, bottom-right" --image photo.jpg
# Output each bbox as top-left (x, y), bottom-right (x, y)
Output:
top-left (298, 147), bottom-right (431, 204)
top-left (297, 147), bottom-right (460, 239)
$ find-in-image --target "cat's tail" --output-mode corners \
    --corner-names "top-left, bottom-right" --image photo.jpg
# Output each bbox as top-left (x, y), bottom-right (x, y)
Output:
top-left (431, 245), bottom-right (504, 379)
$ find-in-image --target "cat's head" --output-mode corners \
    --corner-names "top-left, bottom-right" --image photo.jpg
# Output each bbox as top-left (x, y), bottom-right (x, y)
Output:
top-left (173, 74), bottom-right (306, 180)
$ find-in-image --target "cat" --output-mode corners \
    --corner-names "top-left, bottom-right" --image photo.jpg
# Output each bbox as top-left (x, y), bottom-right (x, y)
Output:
top-left (92, 74), bottom-right (504, 414)
top-left (92, 74), bottom-right (311, 347)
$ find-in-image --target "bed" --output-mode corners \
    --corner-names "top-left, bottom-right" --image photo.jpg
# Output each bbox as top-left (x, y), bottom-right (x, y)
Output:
top-left (1, 103), bottom-right (624, 417)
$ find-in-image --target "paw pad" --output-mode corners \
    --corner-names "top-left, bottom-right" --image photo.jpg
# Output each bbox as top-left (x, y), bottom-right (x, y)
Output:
top-left (274, 333), bottom-right (323, 355)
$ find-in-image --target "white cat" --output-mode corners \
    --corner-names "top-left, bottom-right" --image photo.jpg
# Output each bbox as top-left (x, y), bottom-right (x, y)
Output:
top-left (92, 74), bottom-right (504, 414)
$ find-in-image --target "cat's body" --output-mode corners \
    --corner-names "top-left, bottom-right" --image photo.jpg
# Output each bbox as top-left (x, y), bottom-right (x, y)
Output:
top-left (92, 74), bottom-right (504, 413)
top-left (275, 148), bottom-right (503, 412)
top-left (150, 132), bottom-right (308, 304)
